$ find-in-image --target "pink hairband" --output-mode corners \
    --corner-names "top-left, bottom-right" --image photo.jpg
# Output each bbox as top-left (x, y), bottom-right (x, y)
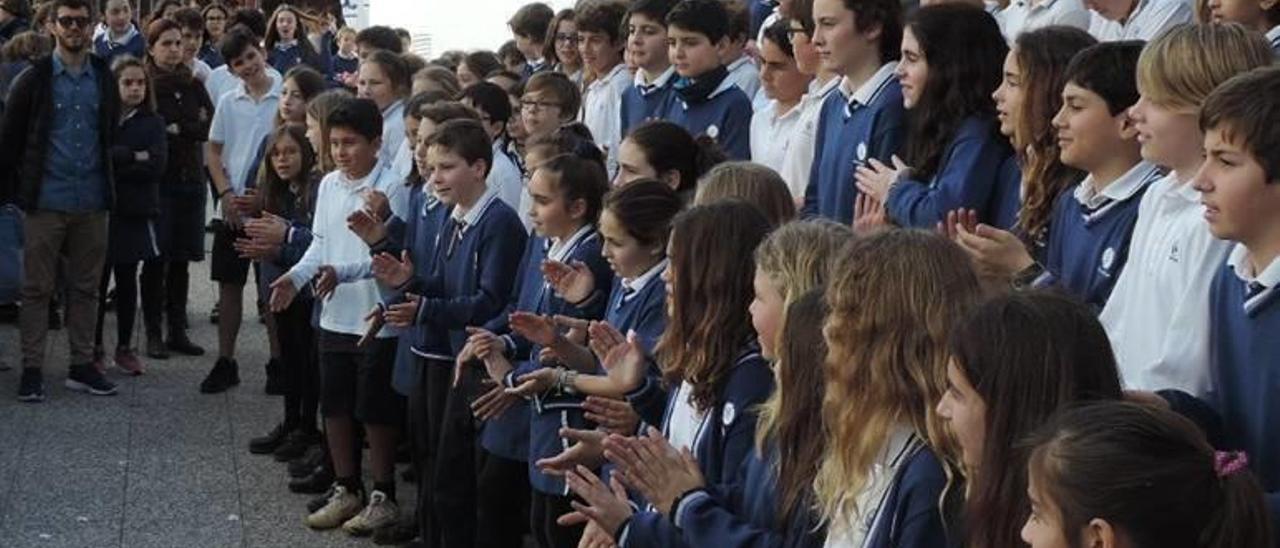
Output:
top-left (1214, 451), bottom-right (1249, 478)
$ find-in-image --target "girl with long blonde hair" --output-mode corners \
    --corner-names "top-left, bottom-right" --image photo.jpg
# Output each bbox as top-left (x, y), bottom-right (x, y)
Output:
top-left (816, 229), bottom-right (980, 548)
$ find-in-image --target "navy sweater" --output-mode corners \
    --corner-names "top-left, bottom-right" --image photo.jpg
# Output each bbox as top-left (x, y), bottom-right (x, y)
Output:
top-left (621, 343), bottom-right (776, 548)
top-left (655, 79), bottom-right (754, 160)
top-left (885, 116), bottom-right (1016, 228)
top-left (93, 28), bottom-right (146, 67)
top-left (620, 76), bottom-right (676, 137)
top-left (801, 77), bottom-right (905, 224)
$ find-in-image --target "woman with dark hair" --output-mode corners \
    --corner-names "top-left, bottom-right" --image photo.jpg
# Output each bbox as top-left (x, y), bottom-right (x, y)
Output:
top-left (144, 16), bottom-right (215, 358)
top-left (264, 3), bottom-right (326, 75)
top-left (544, 8), bottom-right (582, 85)
top-left (936, 290), bottom-right (1124, 548)
top-left (855, 3), bottom-right (1015, 229)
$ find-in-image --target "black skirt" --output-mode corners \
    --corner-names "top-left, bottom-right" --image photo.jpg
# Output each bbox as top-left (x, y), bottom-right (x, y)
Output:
top-left (154, 182), bottom-right (207, 262)
top-left (107, 215), bottom-right (161, 265)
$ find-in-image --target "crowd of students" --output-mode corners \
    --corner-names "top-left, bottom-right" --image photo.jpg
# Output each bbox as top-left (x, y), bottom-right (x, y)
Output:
top-left (0, 0), bottom-right (1279, 546)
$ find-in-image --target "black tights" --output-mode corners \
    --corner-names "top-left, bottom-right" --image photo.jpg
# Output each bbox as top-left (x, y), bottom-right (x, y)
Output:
top-left (95, 262), bottom-right (150, 349)
top-left (275, 299), bottom-right (319, 431)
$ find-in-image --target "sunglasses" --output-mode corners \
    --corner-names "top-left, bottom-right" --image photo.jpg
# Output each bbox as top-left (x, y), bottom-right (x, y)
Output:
top-left (56, 16), bottom-right (92, 29)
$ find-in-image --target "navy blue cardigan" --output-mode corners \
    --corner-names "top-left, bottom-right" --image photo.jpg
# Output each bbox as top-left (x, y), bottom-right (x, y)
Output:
top-left (109, 111), bottom-right (168, 219)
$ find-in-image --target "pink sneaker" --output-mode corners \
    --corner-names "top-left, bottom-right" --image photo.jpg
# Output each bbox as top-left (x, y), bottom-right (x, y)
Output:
top-left (114, 348), bottom-right (146, 376)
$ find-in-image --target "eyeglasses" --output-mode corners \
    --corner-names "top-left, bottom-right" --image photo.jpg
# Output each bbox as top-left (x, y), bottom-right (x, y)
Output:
top-left (521, 100), bottom-right (561, 111)
top-left (56, 16), bottom-right (91, 29)
top-left (554, 33), bottom-right (579, 44)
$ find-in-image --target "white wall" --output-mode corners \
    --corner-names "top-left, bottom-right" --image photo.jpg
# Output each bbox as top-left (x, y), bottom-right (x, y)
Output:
top-left (369, 0), bottom-right (577, 56)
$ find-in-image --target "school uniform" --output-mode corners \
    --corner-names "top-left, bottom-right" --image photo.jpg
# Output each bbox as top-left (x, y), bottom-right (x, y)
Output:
top-left (407, 188), bottom-right (528, 548)
top-left (522, 58), bottom-right (553, 80)
top-left (724, 56), bottom-right (762, 109)
top-left (379, 100), bottom-right (407, 174)
top-left (996, 0), bottom-right (1091, 41)
top-left (750, 99), bottom-right (804, 178)
top-left (1207, 247), bottom-right (1280, 538)
top-left (619, 342), bottom-right (776, 548)
top-left (885, 116), bottom-right (1016, 229)
top-left (780, 77), bottom-right (841, 200)
top-left (819, 429), bottom-right (950, 548)
top-left (801, 64), bottom-right (906, 224)
top-left (265, 175), bottom-right (322, 434)
top-left (488, 226), bottom-right (614, 548)
top-left (1099, 172), bottom-right (1230, 397)
top-left (488, 140), bottom-right (528, 229)
top-left (329, 51), bottom-right (359, 88)
top-left (620, 66), bottom-right (677, 136)
top-left (107, 109), bottom-right (166, 265)
top-left (370, 182), bottom-right (453, 545)
top-left (600, 259), bottom-right (672, 428)
top-left (198, 42), bottom-right (224, 69)
top-left (581, 63), bottom-right (633, 178)
top-left (93, 24), bottom-right (146, 67)
top-left (1087, 0), bottom-right (1191, 41)
top-left (284, 162), bottom-right (409, 425)
top-left (656, 66), bottom-right (755, 161)
top-left (1036, 162), bottom-right (1161, 311)
top-left (204, 65), bottom-right (284, 111)
top-left (990, 154), bottom-right (1023, 231)
top-left (671, 445), bottom-right (827, 548)
top-left (267, 40), bottom-right (325, 76)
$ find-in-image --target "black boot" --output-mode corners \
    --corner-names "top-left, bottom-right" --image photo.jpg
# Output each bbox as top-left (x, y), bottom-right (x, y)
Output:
top-left (199, 358), bottom-right (240, 394)
top-left (166, 329), bottom-right (205, 356)
top-left (248, 422), bottom-right (293, 454)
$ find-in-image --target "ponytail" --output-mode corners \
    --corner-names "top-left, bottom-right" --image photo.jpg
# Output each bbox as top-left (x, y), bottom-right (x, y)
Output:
top-left (1201, 453), bottom-right (1273, 548)
top-left (1027, 402), bottom-right (1273, 548)
top-left (627, 121), bottom-right (726, 195)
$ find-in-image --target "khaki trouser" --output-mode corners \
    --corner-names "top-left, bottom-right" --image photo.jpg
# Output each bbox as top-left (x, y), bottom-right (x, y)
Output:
top-left (19, 210), bottom-right (108, 370)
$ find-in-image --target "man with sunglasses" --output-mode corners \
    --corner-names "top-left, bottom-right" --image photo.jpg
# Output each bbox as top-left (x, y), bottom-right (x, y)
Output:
top-left (0, 0), bottom-right (121, 402)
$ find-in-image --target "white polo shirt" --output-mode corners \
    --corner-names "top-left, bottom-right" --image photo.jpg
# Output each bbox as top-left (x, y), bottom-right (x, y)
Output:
top-left (207, 73), bottom-right (283, 196)
top-left (286, 162), bottom-right (409, 337)
top-left (779, 76), bottom-right (841, 200)
top-left (579, 63), bottom-right (633, 179)
top-left (997, 0), bottom-right (1092, 41)
top-left (205, 64), bottom-right (283, 111)
top-left (380, 100), bottom-right (406, 170)
top-left (724, 56), bottom-right (762, 109)
top-left (750, 99), bottom-right (804, 182)
top-left (1099, 171), bottom-right (1232, 397)
top-left (1088, 0), bottom-right (1191, 42)
top-left (488, 141), bottom-right (528, 230)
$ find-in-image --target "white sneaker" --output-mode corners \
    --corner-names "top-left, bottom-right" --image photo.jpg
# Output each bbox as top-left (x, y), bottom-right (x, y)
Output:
top-left (341, 490), bottom-right (399, 536)
top-left (305, 484), bottom-right (364, 530)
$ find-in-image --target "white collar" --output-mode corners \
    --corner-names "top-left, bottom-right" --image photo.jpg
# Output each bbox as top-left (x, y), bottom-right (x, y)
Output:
top-left (108, 23), bottom-right (138, 45)
top-left (548, 224), bottom-right (594, 263)
top-left (808, 75), bottom-right (841, 98)
top-left (635, 65), bottom-right (676, 88)
top-left (1227, 243), bottom-right (1280, 288)
top-left (275, 39), bottom-right (298, 49)
top-left (725, 56), bottom-right (752, 73)
top-left (382, 99), bottom-right (405, 118)
top-left (1266, 25), bottom-right (1280, 44)
top-left (622, 258), bottom-right (668, 296)
top-left (234, 70), bottom-right (282, 101)
top-left (337, 163), bottom-right (381, 192)
top-left (1074, 161), bottom-right (1160, 209)
top-left (589, 63), bottom-right (628, 91)
top-left (840, 62), bottom-right (897, 106)
top-left (765, 98), bottom-right (804, 121)
top-left (451, 185), bottom-right (498, 229)
top-left (1169, 171), bottom-right (1202, 204)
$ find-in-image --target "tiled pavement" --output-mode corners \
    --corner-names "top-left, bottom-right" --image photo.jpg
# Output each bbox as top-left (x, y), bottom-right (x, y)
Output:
top-left (0, 239), bottom-right (412, 548)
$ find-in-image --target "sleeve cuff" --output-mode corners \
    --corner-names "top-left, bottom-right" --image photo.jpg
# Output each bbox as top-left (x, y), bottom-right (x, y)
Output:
top-left (672, 489), bottom-right (710, 529)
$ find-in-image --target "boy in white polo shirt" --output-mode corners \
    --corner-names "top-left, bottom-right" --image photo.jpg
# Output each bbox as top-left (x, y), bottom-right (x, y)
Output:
top-left (201, 26), bottom-right (282, 394)
top-left (1086, 0), bottom-right (1191, 42)
top-left (1099, 24), bottom-right (1272, 397)
top-left (270, 97), bottom-right (409, 534)
top-left (576, 0), bottom-right (632, 178)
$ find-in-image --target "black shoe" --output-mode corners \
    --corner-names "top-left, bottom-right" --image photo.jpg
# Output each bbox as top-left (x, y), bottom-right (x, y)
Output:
top-left (249, 423), bottom-right (293, 454)
top-left (65, 364), bottom-right (118, 396)
top-left (17, 368), bottom-right (45, 402)
top-left (263, 359), bottom-right (284, 395)
top-left (166, 331), bottom-right (205, 356)
top-left (289, 445), bottom-right (326, 478)
top-left (372, 520), bottom-right (419, 546)
top-left (293, 465), bottom-right (335, 495)
top-left (273, 428), bottom-right (321, 462)
top-left (199, 358), bottom-right (240, 394)
top-left (306, 483), bottom-right (335, 513)
top-left (145, 335), bottom-right (170, 360)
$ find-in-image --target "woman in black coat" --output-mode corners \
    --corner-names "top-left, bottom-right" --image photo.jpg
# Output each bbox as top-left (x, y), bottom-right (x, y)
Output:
top-left (142, 18), bottom-right (214, 358)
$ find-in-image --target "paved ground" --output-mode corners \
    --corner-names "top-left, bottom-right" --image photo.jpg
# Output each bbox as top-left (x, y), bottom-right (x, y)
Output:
top-left (0, 234), bottom-right (411, 547)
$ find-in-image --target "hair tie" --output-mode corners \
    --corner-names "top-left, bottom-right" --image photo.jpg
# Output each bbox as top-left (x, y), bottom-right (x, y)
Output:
top-left (1214, 451), bottom-right (1249, 478)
